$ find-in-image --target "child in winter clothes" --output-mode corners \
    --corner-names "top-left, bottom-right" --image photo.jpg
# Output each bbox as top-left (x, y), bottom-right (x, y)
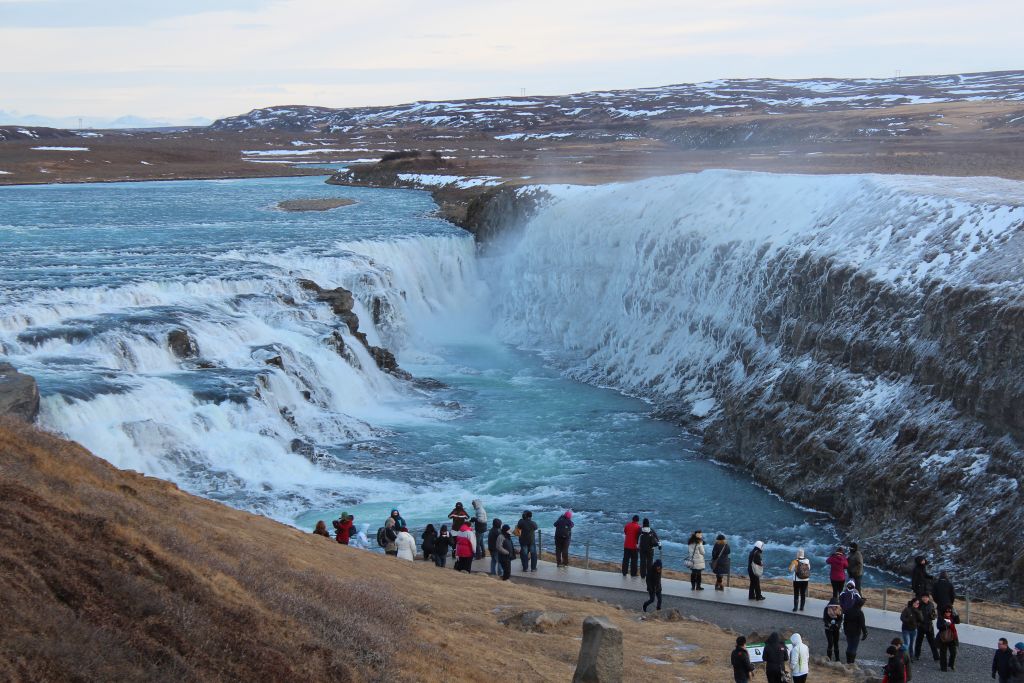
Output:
top-left (643, 559), bottom-right (663, 611)
top-left (788, 632), bottom-right (809, 683)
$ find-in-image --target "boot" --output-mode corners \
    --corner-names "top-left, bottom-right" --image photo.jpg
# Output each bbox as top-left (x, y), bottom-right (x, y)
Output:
top-left (846, 653), bottom-right (855, 664)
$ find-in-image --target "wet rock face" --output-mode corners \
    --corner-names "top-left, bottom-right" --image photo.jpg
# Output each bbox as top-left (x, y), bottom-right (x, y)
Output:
top-left (167, 328), bottom-right (199, 359)
top-left (0, 362), bottom-right (39, 422)
top-left (701, 251), bottom-right (1024, 598)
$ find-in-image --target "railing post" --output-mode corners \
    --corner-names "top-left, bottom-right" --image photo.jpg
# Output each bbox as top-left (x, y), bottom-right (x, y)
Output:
top-left (882, 587), bottom-right (888, 612)
top-left (727, 572), bottom-right (731, 588)
top-left (965, 592), bottom-right (970, 625)
top-left (585, 541), bottom-right (590, 570)
top-left (538, 530), bottom-right (542, 559)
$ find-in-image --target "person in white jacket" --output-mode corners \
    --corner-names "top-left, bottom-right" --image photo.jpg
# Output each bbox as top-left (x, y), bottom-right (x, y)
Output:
top-left (789, 548), bottom-right (812, 612)
top-left (686, 530), bottom-right (706, 590)
top-left (394, 526), bottom-right (417, 561)
top-left (349, 523), bottom-right (371, 550)
top-left (789, 632), bottom-right (809, 682)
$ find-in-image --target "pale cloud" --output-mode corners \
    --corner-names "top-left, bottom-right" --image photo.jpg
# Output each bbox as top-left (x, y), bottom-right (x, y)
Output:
top-left (0, 0), bottom-right (1021, 121)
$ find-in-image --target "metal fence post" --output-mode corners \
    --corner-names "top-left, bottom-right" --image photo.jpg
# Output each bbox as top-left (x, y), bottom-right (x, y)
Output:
top-left (965, 592), bottom-right (970, 625)
top-left (882, 588), bottom-right (888, 612)
top-left (585, 541), bottom-right (590, 570)
top-left (538, 530), bottom-right (542, 559)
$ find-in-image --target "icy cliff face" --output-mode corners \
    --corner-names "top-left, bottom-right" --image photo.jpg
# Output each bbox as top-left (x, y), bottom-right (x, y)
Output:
top-left (486, 171), bottom-right (1024, 596)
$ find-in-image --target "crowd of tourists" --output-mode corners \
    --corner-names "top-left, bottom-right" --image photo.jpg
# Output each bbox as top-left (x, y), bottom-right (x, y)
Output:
top-left (312, 504), bottom-right (1024, 682)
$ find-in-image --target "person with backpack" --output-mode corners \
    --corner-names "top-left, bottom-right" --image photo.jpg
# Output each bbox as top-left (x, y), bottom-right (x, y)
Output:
top-left (395, 526), bottom-right (416, 561)
top-left (686, 530), bottom-right (706, 590)
top-left (823, 598), bottom-right (844, 661)
top-left (900, 597), bottom-right (924, 657)
top-left (848, 542), bottom-right (864, 590)
top-left (554, 510), bottom-right (574, 568)
top-left (915, 592), bottom-right (939, 661)
top-left (487, 518), bottom-right (503, 576)
top-left (747, 541), bottom-right (765, 600)
top-left (883, 645), bottom-right (907, 683)
top-left (454, 521), bottom-right (476, 572)
top-left (731, 635), bottom-right (755, 683)
top-left (839, 580), bottom-right (862, 612)
top-left (936, 604), bottom-right (960, 672)
top-left (788, 632), bottom-right (809, 683)
top-left (313, 520), bottom-right (331, 538)
top-left (643, 559), bottom-right (663, 612)
top-left (637, 519), bottom-right (660, 579)
top-left (826, 546), bottom-right (849, 600)
top-left (349, 523), bottom-right (370, 550)
top-left (711, 534), bottom-right (731, 590)
top-left (622, 515), bottom-right (641, 578)
top-left (380, 511), bottom-right (400, 556)
top-left (843, 596), bottom-right (868, 664)
top-left (421, 524), bottom-right (438, 561)
top-left (471, 499), bottom-right (488, 560)
top-left (333, 513), bottom-right (353, 544)
top-left (432, 524), bottom-right (452, 567)
top-left (496, 524), bottom-right (515, 580)
top-left (515, 510), bottom-right (538, 572)
top-left (890, 637), bottom-right (912, 682)
top-left (932, 571), bottom-right (956, 609)
top-left (789, 548), bottom-right (811, 611)
top-left (762, 631), bottom-right (789, 683)
top-left (911, 556), bottom-right (933, 597)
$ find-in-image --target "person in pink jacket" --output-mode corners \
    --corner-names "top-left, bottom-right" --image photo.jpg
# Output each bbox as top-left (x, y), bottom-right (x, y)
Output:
top-left (826, 547), bottom-right (849, 600)
top-left (454, 522), bottom-right (476, 573)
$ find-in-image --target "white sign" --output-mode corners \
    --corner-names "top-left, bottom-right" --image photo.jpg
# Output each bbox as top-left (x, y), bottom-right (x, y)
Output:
top-left (746, 640), bottom-right (792, 664)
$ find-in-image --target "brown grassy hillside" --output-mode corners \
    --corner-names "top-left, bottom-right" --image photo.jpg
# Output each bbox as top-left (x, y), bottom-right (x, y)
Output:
top-left (0, 419), bottom-right (843, 682)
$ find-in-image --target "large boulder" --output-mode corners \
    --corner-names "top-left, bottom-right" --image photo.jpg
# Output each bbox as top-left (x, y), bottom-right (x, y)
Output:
top-left (167, 328), bottom-right (199, 359)
top-left (0, 362), bottom-right (40, 422)
top-left (572, 616), bottom-right (623, 683)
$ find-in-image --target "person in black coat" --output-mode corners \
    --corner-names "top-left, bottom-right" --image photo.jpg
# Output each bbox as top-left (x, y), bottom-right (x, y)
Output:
top-left (731, 635), bottom-right (755, 683)
top-left (823, 598), bottom-right (844, 661)
top-left (884, 645), bottom-right (906, 683)
top-left (993, 638), bottom-right (1019, 683)
top-left (762, 631), bottom-right (788, 683)
top-left (911, 555), bottom-right (933, 596)
top-left (843, 598), bottom-right (868, 664)
top-left (421, 524), bottom-right (438, 561)
top-left (915, 592), bottom-right (939, 661)
top-left (932, 571), bottom-right (956, 608)
top-left (643, 559), bottom-right (663, 611)
top-left (712, 534), bottom-right (731, 591)
top-left (637, 518), bottom-right (660, 579)
top-left (748, 541), bottom-right (765, 600)
top-left (433, 525), bottom-right (453, 567)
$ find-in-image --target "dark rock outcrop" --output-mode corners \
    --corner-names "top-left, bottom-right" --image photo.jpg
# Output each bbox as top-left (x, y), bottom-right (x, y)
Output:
top-left (167, 328), bottom-right (199, 359)
top-left (0, 362), bottom-right (40, 422)
top-left (572, 616), bottom-right (623, 683)
top-left (459, 186), bottom-right (548, 243)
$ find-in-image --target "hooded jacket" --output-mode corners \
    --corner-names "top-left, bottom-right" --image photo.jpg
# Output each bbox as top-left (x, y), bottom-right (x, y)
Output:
top-left (638, 526), bottom-right (660, 554)
top-left (847, 548), bottom-right (864, 578)
top-left (911, 557), bottom-right (933, 595)
top-left (455, 524), bottom-right (476, 558)
top-left (349, 523), bottom-right (371, 550)
top-left (472, 499), bottom-right (487, 532)
top-left (711, 540), bottom-right (731, 574)
top-left (747, 544), bottom-right (763, 576)
top-left (932, 576), bottom-right (956, 608)
top-left (826, 551), bottom-right (848, 581)
top-left (789, 633), bottom-right (809, 676)
top-left (395, 530), bottom-right (417, 561)
top-left (823, 600), bottom-right (844, 631)
top-left (686, 539), bottom-right (706, 571)
top-left (487, 520), bottom-right (502, 553)
top-left (554, 513), bottom-right (574, 540)
top-left (843, 603), bottom-right (867, 639)
top-left (762, 632), bottom-right (787, 673)
top-left (839, 583), bottom-right (863, 612)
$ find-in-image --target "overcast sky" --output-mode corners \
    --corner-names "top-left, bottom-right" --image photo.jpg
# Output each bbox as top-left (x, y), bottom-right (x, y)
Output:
top-left (2, 0), bottom-right (1022, 123)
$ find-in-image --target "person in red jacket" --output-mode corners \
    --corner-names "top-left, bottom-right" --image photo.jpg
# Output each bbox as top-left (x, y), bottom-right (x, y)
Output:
top-left (454, 522), bottom-right (476, 573)
top-left (826, 547), bottom-right (849, 600)
top-left (332, 513), bottom-right (354, 545)
top-left (622, 515), bottom-right (642, 578)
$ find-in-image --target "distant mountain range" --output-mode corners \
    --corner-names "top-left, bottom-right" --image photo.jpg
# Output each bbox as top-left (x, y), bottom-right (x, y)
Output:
top-left (0, 111), bottom-right (212, 130)
top-left (211, 70), bottom-right (1024, 134)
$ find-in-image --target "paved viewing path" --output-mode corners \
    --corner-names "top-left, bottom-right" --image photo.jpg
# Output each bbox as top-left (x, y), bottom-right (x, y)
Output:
top-left (512, 560), bottom-right (1023, 649)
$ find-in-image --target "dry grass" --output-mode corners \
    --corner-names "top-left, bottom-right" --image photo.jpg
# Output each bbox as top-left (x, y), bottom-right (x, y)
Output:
top-left (0, 418), bottom-right (855, 682)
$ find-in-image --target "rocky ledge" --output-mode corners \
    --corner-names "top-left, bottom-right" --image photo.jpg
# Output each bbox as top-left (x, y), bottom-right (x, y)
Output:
top-left (0, 362), bottom-right (40, 422)
top-left (276, 198), bottom-right (355, 212)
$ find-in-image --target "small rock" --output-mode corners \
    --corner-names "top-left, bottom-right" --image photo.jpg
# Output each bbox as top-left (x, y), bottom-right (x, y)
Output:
top-left (499, 610), bottom-right (572, 633)
top-left (265, 355), bottom-right (284, 370)
top-left (167, 328), bottom-right (199, 359)
top-left (0, 362), bottom-right (39, 422)
top-left (572, 616), bottom-right (623, 683)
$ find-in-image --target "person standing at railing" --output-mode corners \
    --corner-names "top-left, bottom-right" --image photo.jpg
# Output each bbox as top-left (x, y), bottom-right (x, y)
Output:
top-left (932, 571), bottom-right (956, 609)
top-left (711, 534), bottom-right (730, 591)
top-left (748, 541), bottom-right (766, 601)
top-left (788, 548), bottom-right (811, 612)
top-left (638, 519), bottom-right (661, 579)
top-left (554, 510), bottom-right (574, 568)
top-left (686, 530), bottom-right (706, 590)
top-left (848, 542), bottom-right (864, 591)
top-left (515, 510), bottom-right (538, 572)
top-left (826, 546), bottom-right (849, 600)
top-left (622, 515), bottom-right (641, 578)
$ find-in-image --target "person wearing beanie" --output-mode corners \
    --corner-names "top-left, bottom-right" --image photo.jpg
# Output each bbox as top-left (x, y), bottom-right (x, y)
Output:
top-left (1012, 642), bottom-right (1024, 681)
top-left (847, 541), bottom-right (864, 590)
top-left (711, 533), bottom-right (731, 590)
top-left (747, 541), bottom-right (765, 601)
top-left (643, 559), bottom-right (663, 612)
top-left (789, 548), bottom-right (811, 611)
top-left (731, 635), bottom-right (755, 683)
top-left (638, 518), bottom-right (661, 579)
top-left (826, 546), bottom-right (849, 600)
top-left (839, 579), bottom-right (863, 612)
top-left (553, 510), bottom-right (574, 568)
top-left (394, 525), bottom-right (417, 561)
top-left (496, 523), bottom-right (515, 580)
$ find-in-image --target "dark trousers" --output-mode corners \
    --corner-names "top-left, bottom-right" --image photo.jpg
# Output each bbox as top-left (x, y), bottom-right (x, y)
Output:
top-left (555, 537), bottom-right (570, 566)
top-left (825, 628), bottom-right (841, 660)
top-left (846, 632), bottom-right (862, 661)
top-left (938, 641), bottom-right (957, 671)
top-left (793, 581), bottom-right (808, 610)
top-left (915, 622), bottom-right (938, 659)
top-left (851, 574), bottom-right (862, 591)
top-left (520, 542), bottom-right (537, 571)
top-left (475, 529), bottom-right (486, 559)
top-left (643, 589), bottom-right (662, 611)
top-left (432, 551), bottom-right (447, 568)
top-left (766, 672), bottom-right (784, 683)
top-left (454, 556), bottom-right (473, 573)
top-left (690, 569), bottom-right (702, 589)
top-left (830, 579), bottom-right (844, 600)
top-left (499, 555), bottom-right (511, 580)
top-left (639, 549), bottom-right (654, 578)
top-left (622, 548), bottom-right (638, 576)
top-left (748, 575), bottom-right (762, 599)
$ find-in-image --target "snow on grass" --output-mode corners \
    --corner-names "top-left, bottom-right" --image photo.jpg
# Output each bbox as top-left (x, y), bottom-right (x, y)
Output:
top-left (0, 170), bottom-right (11, 175)
top-left (396, 173), bottom-right (503, 189)
top-left (31, 146), bottom-right (89, 151)
top-left (242, 148), bottom-right (355, 157)
top-left (494, 132), bottom-right (573, 141)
